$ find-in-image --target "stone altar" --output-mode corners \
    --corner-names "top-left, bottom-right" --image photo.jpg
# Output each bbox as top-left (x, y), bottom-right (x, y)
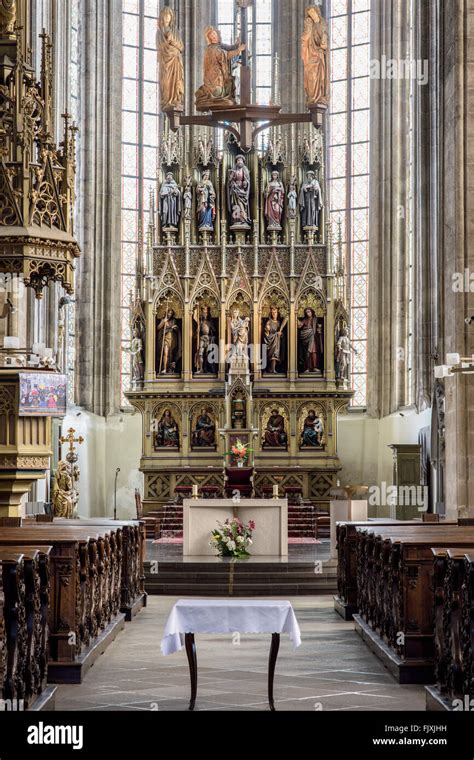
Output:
top-left (183, 498), bottom-right (288, 557)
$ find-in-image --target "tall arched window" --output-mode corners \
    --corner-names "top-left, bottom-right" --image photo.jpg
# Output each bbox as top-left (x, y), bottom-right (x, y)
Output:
top-left (328, 0), bottom-right (371, 407)
top-left (121, 0), bottom-right (160, 402)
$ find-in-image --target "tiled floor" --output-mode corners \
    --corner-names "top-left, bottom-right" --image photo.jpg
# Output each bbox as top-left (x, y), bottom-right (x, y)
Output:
top-left (55, 597), bottom-right (426, 712)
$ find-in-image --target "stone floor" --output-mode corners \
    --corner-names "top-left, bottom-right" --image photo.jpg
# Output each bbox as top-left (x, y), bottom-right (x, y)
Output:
top-left (147, 541), bottom-right (332, 563)
top-left (55, 597), bottom-right (426, 712)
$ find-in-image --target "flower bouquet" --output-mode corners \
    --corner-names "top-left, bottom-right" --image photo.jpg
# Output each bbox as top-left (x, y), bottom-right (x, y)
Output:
top-left (226, 439), bottom-right (253, 468)
top-left (210, 517), bottom-right (256, 559)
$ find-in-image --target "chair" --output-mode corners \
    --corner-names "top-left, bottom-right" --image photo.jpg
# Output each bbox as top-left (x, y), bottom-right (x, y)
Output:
top-left (224, 467), bottom-right (254, 499)
top-left (135, 489), bottom-right (161, 540)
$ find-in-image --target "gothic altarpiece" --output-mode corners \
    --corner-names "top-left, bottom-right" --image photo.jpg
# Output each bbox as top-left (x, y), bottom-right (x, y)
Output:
top-left (127, 3), bottom-right (354, 510)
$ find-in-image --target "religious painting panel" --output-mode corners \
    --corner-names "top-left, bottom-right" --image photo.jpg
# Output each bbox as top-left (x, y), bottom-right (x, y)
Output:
top-left (153, 402), bottom-right (181, 450)
top-left (190, 402), bottom-right (218, 450)
top-left (155, 292), bottom-right (183, 377)
top-left (298, 402), bottom-right (327, 451)
top-left (297, 291), bottom-right (326, 376)
top-left (260, 403), bottom-right (289, 451)
top-left (261, 290), bottom-right (289, 376)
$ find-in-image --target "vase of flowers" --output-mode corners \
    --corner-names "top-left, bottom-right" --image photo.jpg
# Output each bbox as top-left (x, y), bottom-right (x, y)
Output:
top-left (226, 439), bottom-right (252, 468)
top-left (210, 517), bottom-right (255, 559)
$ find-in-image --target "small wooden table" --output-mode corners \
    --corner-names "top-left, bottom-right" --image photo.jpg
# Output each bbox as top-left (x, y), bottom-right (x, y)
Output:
top-left (161, 599), bottom-right (301, 711)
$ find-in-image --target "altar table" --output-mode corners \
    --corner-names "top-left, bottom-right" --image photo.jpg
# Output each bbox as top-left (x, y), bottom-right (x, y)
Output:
top-left (161, 599), bottom-right (302, 711)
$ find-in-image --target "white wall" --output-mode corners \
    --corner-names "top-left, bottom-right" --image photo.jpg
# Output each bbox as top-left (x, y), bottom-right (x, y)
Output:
top-left (338, 408), bottom-right (432, 489)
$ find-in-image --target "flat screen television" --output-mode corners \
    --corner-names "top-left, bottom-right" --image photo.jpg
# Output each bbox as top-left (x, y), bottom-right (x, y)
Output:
top-left (18, 372), bottom-right (67, 417)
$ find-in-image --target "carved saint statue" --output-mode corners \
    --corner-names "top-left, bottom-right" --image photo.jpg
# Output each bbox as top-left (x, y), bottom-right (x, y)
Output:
top-left (302, 410), bottom-right (324, 447)
top-left (299, 171), bottom-right (323, 230)
top-left (287, 176), bottom-right (298, 220)
top-left (53, 461), bottom-right (78, 519)
top-left (263, 410), bottom-right (288, 449)
top-left (336, 327), bottom-right (357, 382)
top-left (227, 155), bottom-right (251, 229)
top-left (264, 171), bottom-right (285, 230)
top-left (193, 408), bottom-right (216, 448)
top-left (183, 175), bottom-right (193, 222)
top-left (157, 7), bottom-right (185, 111)
top-left (129, 327), bottom-right (145, 383)
top-left (302, 5), bottom-right (330, 108)
top-left (196, 170), bottom-right (217, 231)
top-left (155, 409), bottom-right (179, 448)
top-left (156, 309), bottom-right (182, 375)
top-left (0, 0), bottom-right (16, 34)
top-left (195, 26), bottom-right (246, 110)
top-left (263, 306), bottom-right (288, 375)
top-left (229, 308), bottom-right (250, 360)
top-left (160, 173), bottom-right (182, 229)
top-left (298, 307), bottom-right (323, 374)
top-left (193, 304), bottom-right (218, 375)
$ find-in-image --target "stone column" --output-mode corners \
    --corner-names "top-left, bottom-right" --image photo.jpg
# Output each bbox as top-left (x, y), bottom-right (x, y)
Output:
top-left (75, 0), bottom-right (123, 416)
top-left (441, 0), bottom-right (474, 517)
top-left (367, 0), bottom-right (413, 417)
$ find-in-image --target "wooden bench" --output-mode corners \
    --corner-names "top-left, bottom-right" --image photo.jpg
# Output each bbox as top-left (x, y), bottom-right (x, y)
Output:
top-left (353, 524), bottom-right (474, 683)
top-left (0, 527), bottom-right (126, 684)
top-left (426, 548), bottom-right (474, 711)
top-left (0, 547), bottom-right (55, 710)
top-left (54, 518), bottom-right (147, 620)
top-left (335, 520), bottom-right (423, 619)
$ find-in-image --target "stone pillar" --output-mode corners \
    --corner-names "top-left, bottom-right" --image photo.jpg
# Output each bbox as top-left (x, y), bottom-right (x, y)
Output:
top-left (367, 0), bottom-right (413, 417)
top-left (75, 0), bottom-right (123, 416)
top-left (441, 0), bottom-right (474, 517)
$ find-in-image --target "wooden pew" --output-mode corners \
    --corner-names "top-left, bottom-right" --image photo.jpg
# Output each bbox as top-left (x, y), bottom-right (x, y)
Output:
top-left (426, 549), bottom-right (474, 711)
top-left (0, 527), bottom-right (126, 684)
top-left (0, 548), bottom-right (55, 710)
top-left (353, 524), bottom-right (474, 684)
top-left (53, 518), bottom-right (147, 620)
top-left (335, 520), bottom-right (426, 619)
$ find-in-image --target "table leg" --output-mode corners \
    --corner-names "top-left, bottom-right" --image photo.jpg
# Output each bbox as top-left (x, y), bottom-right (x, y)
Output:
top-left (185, 633), bottom-right (198, 711)
top-left (268, 633), bottom-right (280, 711)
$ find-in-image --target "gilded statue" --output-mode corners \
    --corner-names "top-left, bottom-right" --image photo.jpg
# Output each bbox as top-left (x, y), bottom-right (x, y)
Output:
top-left (302, 5), bottom-right (330, 108)
top-left (0, 0), bottom-right (16, 34)
top-left (195, 26), bottom-right (246, 111)
top-left (53, 461), bottom-right (78, 519)
top-left (157, 7), bottom-right (185, 111)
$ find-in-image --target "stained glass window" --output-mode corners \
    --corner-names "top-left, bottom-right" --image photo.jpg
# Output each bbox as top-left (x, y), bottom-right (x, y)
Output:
top-left (121, 0), bottom-right (160, 403)
top-left (329, 0), bottom-right (371, 407)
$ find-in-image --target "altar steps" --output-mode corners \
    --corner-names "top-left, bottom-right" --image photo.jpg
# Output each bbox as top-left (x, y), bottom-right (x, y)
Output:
top-left (144, 559), bottom-right (337, 596)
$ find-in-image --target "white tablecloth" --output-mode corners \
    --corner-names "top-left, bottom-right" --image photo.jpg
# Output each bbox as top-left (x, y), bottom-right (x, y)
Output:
top-left (161, 599), bottom-right (302, 656)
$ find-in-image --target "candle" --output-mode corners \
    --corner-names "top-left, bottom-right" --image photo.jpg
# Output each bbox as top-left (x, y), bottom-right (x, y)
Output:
top-left (192, 484), bottom-right (199, 499)
top-left (273, 484), bottom-right (279, 499)
top-left (3, 336), bottom-right (20, 349)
